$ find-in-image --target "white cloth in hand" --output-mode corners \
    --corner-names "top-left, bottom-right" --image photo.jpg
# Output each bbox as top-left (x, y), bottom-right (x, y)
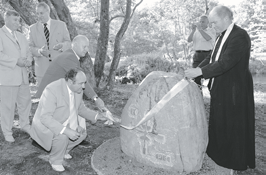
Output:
top-left (103, 110), bottom-right (121, 125)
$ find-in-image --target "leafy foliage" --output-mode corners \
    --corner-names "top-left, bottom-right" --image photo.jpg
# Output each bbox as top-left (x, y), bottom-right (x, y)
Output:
top-left (122, 0), bottom-right (219, 60)
top-left (233, 0), bottom-right (266, 54)
top-left (104, 52), bottom-right (191, 84)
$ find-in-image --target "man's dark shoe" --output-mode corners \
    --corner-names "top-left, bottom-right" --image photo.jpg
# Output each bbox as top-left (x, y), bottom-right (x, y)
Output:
top-left (79, 140), bottom-right (92, 148)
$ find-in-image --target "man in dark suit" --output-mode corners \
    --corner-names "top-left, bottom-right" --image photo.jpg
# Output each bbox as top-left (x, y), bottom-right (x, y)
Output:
top-left (185, 5), bottom-right (255, 175)
top-left (35, 35), bottom-right (105, 109)
top-left (31, 69), bottom-right (108, 172)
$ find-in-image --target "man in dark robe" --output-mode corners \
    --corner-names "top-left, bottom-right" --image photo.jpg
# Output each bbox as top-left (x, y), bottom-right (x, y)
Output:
top-left (185, 5), bottom-right (255, 175)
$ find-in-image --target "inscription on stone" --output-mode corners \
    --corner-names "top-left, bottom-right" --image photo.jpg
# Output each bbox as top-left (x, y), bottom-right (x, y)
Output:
top-left (120, 71), bottom-right (208, 173)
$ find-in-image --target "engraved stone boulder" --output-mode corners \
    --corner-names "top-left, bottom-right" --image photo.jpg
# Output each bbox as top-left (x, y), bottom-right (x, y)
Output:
top-left (120, 71), bottom-right (208, 173)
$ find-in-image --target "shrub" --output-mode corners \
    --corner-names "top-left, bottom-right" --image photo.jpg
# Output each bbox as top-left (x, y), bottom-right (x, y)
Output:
top-left (104, 52), bottom-right (192, 83)
top-left (249, 59), bottom-right (266, 74)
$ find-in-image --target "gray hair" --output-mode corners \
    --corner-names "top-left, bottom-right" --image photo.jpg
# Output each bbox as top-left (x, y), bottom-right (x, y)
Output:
top-left (36, 2), bottom-right (50, 12)
top-left (4, 10), bottom-right (20, 19)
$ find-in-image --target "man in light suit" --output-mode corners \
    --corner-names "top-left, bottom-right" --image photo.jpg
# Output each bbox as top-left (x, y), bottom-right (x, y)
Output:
top-left (33, 35), bottom-right (107, 147)
top-left (28, 2), bottom-right (71, 86)
top-left (0, 10), bottom-right (32, 142)
top-left (185, 6), bottom-right (255, 175)
top-left (31, 69), bottom-right (108, 172)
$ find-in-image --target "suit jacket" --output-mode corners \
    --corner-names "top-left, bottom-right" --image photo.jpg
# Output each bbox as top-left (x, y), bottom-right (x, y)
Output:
top-left (30, 78), bottom-right (98, 151)
top-left (0, 26), bottom-right (32, 86)
top-left (35, 49), bottom-right (97, 99)
top-left (28, 19), bottom-right (71, 77)
top-left (199, 24), bottom-right (252, 87)
top-left (199, 24), bottom-right (255, 169)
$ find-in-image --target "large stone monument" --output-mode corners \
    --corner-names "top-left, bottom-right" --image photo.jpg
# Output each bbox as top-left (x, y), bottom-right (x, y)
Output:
top-left (120, 71), bottom-right (208, 173)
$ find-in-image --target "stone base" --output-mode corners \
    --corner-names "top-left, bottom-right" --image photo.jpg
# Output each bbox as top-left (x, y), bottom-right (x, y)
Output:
top-left (91, 137), bottom-right (232, 175)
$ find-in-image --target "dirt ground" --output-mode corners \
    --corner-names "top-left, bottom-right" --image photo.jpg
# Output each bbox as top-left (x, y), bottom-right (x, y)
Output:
top-left (0, 81), bottom-right (265, 175)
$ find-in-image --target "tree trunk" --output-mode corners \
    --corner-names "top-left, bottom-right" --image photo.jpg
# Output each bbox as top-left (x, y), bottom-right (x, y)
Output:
top-left (94, 0), bottom-right (109, 87)
top-left (50, 0), bottom-right (96, 87)
top-left (49, 0), bottom-right (78, 40)
top-left (205, 0), bottom-right (209, 14)
top-left (165, 43), bottom-right (172, 60)
top-left (80, 53), bottom-right (96, 88)
top-left (38, 0), bottom-right (59, 20)
top-left (0, 13), bottom-right (4, 28)
top-left (8, 0), bottom-right (36, 25)
top-left (107, 0), bottom-right (143, 89)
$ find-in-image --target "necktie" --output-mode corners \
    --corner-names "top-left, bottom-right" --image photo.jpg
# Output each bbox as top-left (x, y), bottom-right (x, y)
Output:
top-left (208, 32), bottom-right (225, 90)
top-left (44, 23), bottom-right (50, 49)
top-left (69, 92), bottom-right (78, 130)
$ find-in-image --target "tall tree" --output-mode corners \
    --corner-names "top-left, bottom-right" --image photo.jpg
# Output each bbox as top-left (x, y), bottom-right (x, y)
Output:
top-left (205, 0), bottom-right (209, 14)
top-left (107, 0), bottom-right (143, 88)
top-left (49, 0), bottom-right (78, 39)
top-left (6, 0), bottom-right (36, 25)
top-left (94, 0), bottom-right (110, 87)
top-left (50, 0), bottom-right (96, 87)
top-left (0, 13), bottom-right (4, 27)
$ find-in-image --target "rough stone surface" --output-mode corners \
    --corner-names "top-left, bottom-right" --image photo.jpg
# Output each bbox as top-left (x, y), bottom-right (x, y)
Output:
top-left (120, 71), bottom-right (208, 173)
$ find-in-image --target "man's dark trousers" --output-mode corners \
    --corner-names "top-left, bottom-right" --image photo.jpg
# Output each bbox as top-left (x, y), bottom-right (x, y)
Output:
top-left (192, 50), bottom-right (211, 88)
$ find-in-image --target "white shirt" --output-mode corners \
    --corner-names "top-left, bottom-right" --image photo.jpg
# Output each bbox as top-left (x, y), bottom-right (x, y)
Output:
top-left (193, 27), bottom-right (216, 51)
top-left (5, 25), bottom-right (13, 35)
top-left (60, 83), bottom-right (77, 134)
top-left (4, 26), bottom-right (17, 40)
top-left (72, 49), bottom-right (80, 60)
top-left (42, 18), bottom-right (51, 31)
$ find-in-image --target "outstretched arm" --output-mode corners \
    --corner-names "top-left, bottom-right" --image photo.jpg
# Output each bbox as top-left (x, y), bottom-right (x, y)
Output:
top-left (84, 83), bottom-right (105, 111)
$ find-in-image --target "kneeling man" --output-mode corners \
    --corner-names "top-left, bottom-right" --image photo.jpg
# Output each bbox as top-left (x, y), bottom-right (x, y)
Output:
top-left (30, 69), bottom-right (108, 172)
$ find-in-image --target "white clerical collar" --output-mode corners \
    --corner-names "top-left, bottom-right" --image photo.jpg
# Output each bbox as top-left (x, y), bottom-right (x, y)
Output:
top-left (72, 49), bottom-right (80, 60)
top-left (211, 22), bottom-right (234, 63)
top-left (208, 22), bottom-right (234, 89)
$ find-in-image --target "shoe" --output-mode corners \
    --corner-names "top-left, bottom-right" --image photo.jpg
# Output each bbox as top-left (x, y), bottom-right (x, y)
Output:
top-left (49, 161), bottom-right (65, 172)
top-left (78, 140), bottom-right (91, 148)
top-left (4, 135), bottom-right (15, 142)
top-left (64, 153), bottom-right (72, 159)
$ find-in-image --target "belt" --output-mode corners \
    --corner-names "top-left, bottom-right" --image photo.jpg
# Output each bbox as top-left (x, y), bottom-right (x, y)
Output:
top-left (196, 50), bottom-right (211, 53)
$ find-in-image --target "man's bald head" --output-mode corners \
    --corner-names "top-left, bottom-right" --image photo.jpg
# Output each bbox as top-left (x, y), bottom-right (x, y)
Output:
top-left (72, 35), bottom-right (90, 57)
top-left (208, 5), bottom-right (233, 33)
top-left (210, 5), bottom-right (233, 21)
